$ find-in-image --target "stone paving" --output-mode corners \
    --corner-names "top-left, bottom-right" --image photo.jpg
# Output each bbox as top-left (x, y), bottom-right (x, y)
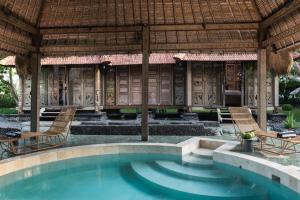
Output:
top-left (1, 118), bottom-right (300, 167)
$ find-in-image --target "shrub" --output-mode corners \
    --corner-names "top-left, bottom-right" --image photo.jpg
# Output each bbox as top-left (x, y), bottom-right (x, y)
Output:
top-left (282, 104), bottom-right (293, 111)
top-left (0, 95), bottom-right (17, 108)
top-left (284, 112), bottom-right (297, 129)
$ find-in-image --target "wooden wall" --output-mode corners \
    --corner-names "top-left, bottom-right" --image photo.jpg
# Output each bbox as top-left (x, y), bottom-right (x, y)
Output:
top-left (21, 61), bottom-right (275, 110)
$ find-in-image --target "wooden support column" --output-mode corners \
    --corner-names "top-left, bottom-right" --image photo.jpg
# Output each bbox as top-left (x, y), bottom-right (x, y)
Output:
top-left (273, 75), bottom-right (279, 108)
top-left (257, 49), bottom-right (267, 131)
top-left (141, 24), bottom-right (150, 141)
top-left (95, 66), bottom-right (101, 112)
top-left (186, 61), bottom-right (192, 112)
top-left (18, 76), bottom-right (24, 114)
top-left (30, 53), bottom-right (41, 132)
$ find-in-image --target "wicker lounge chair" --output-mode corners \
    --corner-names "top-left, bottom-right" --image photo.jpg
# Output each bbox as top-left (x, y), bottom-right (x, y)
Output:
top-left (229, 106), bottom-right (300, 155)
top-left (0, 107), bottom-right (76, 157)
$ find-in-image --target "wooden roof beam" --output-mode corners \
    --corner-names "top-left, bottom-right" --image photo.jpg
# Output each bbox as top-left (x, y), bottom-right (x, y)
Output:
top-left (150, 42), bottom-right (258, 51)
top-left (40, 23), bottom-right (259, 35)
top-left (0, 8), bottom-right (38, 34)
top-left (260, 0), bottom-right (300, 29)
top-left (262, 23), bottom-right (300, 47)
top-left (40, 44), bottom-right (141, 53)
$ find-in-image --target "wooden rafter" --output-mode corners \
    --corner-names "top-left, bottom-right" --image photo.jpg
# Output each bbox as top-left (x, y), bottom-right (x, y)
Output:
top-left (41, 41), bottom-right (258, 54)
top-left (260, 0), bottom-right (300, 29)
top-left (40, 44), bottom-right (141, 53)
top-left (40, 23), bottom-right (259, 35)
top-left (150, 42), bottom-right (258, 51)
top-left (0, 9), bottom-right (37, 34)
top-left (262, 24), bottom-right (300, 47)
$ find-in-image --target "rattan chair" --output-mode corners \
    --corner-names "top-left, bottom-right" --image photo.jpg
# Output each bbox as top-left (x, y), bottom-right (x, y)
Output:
top-left (0, 107), bottom-right (76, 157)
top-left (229, 106), bottom-right (300, 155)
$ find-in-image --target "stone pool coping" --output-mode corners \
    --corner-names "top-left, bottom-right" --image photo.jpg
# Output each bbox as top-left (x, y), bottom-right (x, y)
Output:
top-left (0, 137), bottom-right (299, 194)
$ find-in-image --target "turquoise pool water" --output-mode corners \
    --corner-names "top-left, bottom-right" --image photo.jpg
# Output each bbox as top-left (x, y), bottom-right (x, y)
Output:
top-left (0, 154), bottom-right (299, 200)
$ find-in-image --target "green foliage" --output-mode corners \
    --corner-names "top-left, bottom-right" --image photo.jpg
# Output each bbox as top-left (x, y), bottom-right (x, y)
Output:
top-left (284, 112), bottom-right (297, 129)
top-left (279, 76), bottom-right (300, 105)
top-left (0, 108), bottom-right (17, 114)
top-left (241, 131), bottom-right (256, 140)
top-left (0, 95), bottom-right (17, 108)
top-left (282, 104), bottom-right (293, 111)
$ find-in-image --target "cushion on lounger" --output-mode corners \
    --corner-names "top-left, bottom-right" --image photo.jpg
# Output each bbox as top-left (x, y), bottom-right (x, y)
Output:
top-left (277, 131), bottom-right (297, 138)
top-left (5, 131), bottom-right (21, 138)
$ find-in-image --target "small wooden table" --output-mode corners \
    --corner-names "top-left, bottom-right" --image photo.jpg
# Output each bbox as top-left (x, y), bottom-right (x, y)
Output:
top-left (0, 132), bottom-right (41, 157)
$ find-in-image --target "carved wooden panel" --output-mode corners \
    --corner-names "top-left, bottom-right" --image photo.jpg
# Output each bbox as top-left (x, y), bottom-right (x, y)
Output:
top-left (267, 71), bottom-right (273, 106)
top-left (192, 62), bottom-right (221, 106)
top-left (83, 68), bottom-right (95, 106)
top-left (117, 66), bottom-right (129, 105)
top-left (159, 65), bottom-right (172, 105)
top-left (244, 62), bottom-right (257, 107)
top-left (192, 63), bottom-right (204, 105)
top-left (225, 62), bottom-right (242, 90)
top-left (173, 63), bottom-right (185, 105)
top-left (40, 68), bottom-right (47, 106)
top-left (69, 68), bottom-right (83, 106)
top-left (130, 65), bottom-right (142, 105)
top-left (48, 67), bottom-right (60, 106)
top-left (148, 66), bottom-right (159, 105)
top-left (105, 67), bottom-right (116, 106)
top-left (24, 76), bottom-right (31, 107)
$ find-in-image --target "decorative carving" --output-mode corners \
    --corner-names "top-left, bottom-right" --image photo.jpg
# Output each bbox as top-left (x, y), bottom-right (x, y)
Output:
top-left (192, 62), bottom-right (221, 106)
top-left (173, 63), bottom-right (185, 105)
top-left (117, 67), bottom-right (129, 105)
top-left (105, 67), bottom-right (116, 106)
top-left (160, 65), bottom-right (172, 105)
top-left (130, 65), bottom-right (142, 105)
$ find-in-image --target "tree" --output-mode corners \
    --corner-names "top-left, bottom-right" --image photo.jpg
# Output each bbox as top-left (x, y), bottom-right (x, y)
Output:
top-left (0, 65), bottom-right (18, 103)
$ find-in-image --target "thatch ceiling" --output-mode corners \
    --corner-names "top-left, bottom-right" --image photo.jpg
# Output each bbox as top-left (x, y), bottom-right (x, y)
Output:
top-left (0, 0), bottom-right (299, 57)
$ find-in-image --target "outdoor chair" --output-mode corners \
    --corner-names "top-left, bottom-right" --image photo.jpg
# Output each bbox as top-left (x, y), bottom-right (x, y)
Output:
top-left (229, 106), bottom-right (300, 155)
top-left (0, 107), bottom-right (76, 157)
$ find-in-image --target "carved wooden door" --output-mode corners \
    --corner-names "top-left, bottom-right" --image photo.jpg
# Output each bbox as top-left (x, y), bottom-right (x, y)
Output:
top-left (192, 63), bottom-right (204, 106)
top-left (117, 66), bottom-right (129, 105)
top-left (23, 77), bottom-right (31, 107)
top-left (159, 65), bottom-right (172, 105)
top-left (130, 66), bottom-right (142, 105)
top-left (83, 69), bottom-right (95, 107)
top-left (69, 68), bottom-right (83, 106)
top-left (173, 64), bottom-right (185, 105)
top-left (148, 66), bottom-right (159, 105)
top-left (105, 67), bottom-right (116, 106)
top-left (48, 67), bottom-right (60, 106)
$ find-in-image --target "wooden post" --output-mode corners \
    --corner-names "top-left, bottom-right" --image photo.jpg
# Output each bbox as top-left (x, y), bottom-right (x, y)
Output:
top-left (141, 24), bottom-right (150, 141)
top-left (18, 76), bottom-right (24, 114)
top-left (273, 75), bottom-right (279, 108)
top-left (257, 49), bottom-right (267, 131)
top-left (186, 61), bottom-right (192, 112)
top-left (95, 66), bottom-right (101, 112)
top-left (30, 53), bottom-right (41, 132)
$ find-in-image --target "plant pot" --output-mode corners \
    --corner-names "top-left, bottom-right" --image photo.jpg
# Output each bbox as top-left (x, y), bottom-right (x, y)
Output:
top-left (242, 139), bottom-right (254, 152)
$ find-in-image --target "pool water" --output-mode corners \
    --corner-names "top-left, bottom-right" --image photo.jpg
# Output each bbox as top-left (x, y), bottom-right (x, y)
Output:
top-left (0, 154), bottom-right (299, 200)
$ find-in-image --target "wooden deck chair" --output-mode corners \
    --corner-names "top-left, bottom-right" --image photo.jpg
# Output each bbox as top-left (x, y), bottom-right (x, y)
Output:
top-left (229, 106), bottom-right (300, 155)
top-left (0, 107), bottom-right (76, 157)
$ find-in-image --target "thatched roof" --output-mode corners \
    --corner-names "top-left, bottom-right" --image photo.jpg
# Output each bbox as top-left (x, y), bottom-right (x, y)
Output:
top-left (0, 53), bottom-right (257, 66)
top-left (0, 0), bottom-right (299, 71)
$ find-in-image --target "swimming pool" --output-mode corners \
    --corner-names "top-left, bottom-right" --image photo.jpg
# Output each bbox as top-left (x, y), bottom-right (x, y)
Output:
top-left (0, 153), bottom-right (299, 200)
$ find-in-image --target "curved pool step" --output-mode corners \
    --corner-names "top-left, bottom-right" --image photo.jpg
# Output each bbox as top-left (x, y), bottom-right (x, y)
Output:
top-left (154, 160), bottom-right (232, 181)
top-left (182, 154), bottom-right (214, 168)
top-left (191, 148), bottom-right (213, 159)
top-left (130, 162), bottom-right (268, 200)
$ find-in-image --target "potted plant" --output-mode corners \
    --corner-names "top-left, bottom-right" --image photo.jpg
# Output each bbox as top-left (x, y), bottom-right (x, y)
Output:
top-left (241, 130), bottom-right (256, 152)
top-left (283, 112), bottom-right (297, 130)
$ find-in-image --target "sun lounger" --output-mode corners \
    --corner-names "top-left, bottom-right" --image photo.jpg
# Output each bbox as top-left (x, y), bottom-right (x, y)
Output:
top-left (0, 107), bottom-right (76, 157)
top-left (229, 106), bottom-right (300, 155)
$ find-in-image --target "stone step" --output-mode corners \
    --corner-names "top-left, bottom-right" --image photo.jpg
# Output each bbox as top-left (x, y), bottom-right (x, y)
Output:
top-left (182, 154), bottom-right (214, 168)
top-left (155, 160), bottom-right (232, 181)
top-left (191, 148), bottom-right (214, 158)
top-left (130, 162), bottom-right (268, 200)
